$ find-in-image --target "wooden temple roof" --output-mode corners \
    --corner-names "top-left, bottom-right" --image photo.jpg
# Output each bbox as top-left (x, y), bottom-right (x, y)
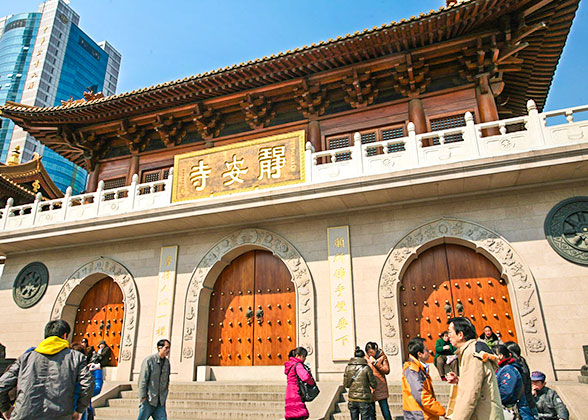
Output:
top-left (0, 0), bottom-right (579, 169)
top-left (0, 155), bottom-right (64, 201)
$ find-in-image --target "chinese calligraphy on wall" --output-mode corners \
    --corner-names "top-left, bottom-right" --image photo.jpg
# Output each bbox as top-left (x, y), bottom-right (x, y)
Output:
top-left (152, 246), bottom-right (178, 349)
top-left (328, 226), bottom-right (356, 361)
top-left (172, 130), bottom-right (305, 202)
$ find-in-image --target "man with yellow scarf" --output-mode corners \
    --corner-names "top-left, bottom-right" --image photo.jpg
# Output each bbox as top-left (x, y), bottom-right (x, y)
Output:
top-left (0, 320), bottom-right (93, 420)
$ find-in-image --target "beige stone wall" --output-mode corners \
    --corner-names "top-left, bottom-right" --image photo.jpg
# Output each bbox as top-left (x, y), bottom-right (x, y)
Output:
top-left (0, 182), bottom-right (586, 381)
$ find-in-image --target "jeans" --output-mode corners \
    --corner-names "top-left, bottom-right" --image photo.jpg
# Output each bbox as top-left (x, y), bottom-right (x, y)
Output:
top-left (377, 398), bottom-right (393, 420)
top-left (348, 400), bottom-right (375, 420)
top-left (517, 396), bottom-right (536, 420)
top-left (137, 401), bottom-right (167, 420)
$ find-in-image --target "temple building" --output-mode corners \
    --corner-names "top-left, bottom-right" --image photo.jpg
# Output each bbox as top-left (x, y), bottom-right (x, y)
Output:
top-left (0, 0), bottom-right (586, 402)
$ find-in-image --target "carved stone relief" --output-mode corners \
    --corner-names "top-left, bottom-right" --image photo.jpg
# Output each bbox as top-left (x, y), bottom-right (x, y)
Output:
top-left (181, 229), bottom-right (317, 371)
top-left (13, 262), bottom-right (49, 309)
top-left (545, 197), bottom-right (588, 265)
top-left (50, 257), bottom-right (139, 373)
top-left (379, 218), bottom-right (551, 363)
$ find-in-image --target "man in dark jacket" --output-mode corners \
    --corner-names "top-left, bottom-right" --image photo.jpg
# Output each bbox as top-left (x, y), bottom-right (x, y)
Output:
top-left (531, 371), bottom-right (569, 420)
top-left (344, 347), bottom-right (377, 420)
top-left (137, 339), bottom-right (171, 420)
top-left (0, 320), bottom-right (93, 420)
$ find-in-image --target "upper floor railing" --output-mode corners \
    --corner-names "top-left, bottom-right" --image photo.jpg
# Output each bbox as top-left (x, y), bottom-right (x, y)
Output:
top-left (1, 99), bottom-right (587, 233)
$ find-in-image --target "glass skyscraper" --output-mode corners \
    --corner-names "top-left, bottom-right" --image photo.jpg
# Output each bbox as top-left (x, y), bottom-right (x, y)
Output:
top-left (0, 0), bottom-right (121, 194)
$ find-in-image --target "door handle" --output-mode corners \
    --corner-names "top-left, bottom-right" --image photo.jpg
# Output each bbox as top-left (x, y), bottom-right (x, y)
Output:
top-left (256, 307), bottom-right (264, 325)
top-left (245, 307), bottom-right (253, 325)
top-left (106, 320), bottom-right (111, 330)
top-left (444, 303), bottom-right (453, 316)
top-left (456, 302), bottom-right (464, 316)
top-left (99, 321), bottom-right (105, 330)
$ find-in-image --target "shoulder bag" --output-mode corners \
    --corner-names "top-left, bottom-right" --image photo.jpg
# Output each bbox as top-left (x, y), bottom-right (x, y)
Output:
top-left (294, 363), bottom-right (320, 402)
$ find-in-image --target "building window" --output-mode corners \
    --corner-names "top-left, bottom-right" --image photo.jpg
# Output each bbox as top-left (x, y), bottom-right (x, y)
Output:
top-left (325, 124), bottom-right (406, 161)
top-left (4, 19), bottom-right (27, 32)
top-left (103, 177), bottom-right (127, 200)
top-left (78, 36), bottom-right (101, 61)
top-left (140, 168), bottom-right (169, 193)
top-left (428, 113), bottom-right (472, 145)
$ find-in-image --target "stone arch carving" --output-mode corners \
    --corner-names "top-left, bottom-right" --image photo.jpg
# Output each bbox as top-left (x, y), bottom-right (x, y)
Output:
top-left (50, 257), bottom-right (138, 380)
top-left (181, 228), bottom-right (316, 372)
top-left (378, 218), bottom-right (553, 376)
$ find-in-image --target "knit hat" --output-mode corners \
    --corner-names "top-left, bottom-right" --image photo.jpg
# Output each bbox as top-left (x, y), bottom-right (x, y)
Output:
top-left (531, 371), bottom-right (546, 381)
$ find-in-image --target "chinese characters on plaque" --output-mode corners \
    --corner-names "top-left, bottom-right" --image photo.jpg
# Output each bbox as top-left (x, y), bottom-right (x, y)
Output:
top-left (328, 226), bottom-right (356, 361)
top-left (172, 130), bottom-right (305, 202)
top-left (152, 246), bottom-right (178, 348)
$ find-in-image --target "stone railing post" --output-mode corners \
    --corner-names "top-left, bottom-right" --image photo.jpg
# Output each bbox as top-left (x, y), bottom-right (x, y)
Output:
top-left (407, 122), bottom-right (419, 167)
top-left (2, 198), bottom-right (13, 230)
top-left (96, 180), bottom-right (104, 216)
top-left (31, 192), bottom-right (43, 225)
top-left (353, 132), bottom-right (363, 176)
top-left (166, 167), bottom-right (174, 203)
top-left (527, 99), bottom-right (546, 145)
top-left (305, 141), bottom-right (314, 183)
top-left (63, 187), bottom-right (72, 221)
top-left (129, 174), bottom-right (139, 209)
top-left (464, 111), bottom-right (480, 156)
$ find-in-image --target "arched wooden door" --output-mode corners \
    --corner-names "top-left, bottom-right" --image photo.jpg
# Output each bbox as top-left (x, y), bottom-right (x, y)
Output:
top-left (207, 250), bottom-right (296, 366)
top-left (72, 277), bottom-right (124, 366)
top-left (399, 244), bottom-right (517, 360)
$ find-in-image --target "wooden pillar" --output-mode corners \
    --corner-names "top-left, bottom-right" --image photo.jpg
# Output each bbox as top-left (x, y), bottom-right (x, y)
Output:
top-left (476, 74), bottom-right (500, 136)
top-left (127, 154), bottom-right (140, 184)
top-left (409, 98), bottom-right (428, 146)
top-left (308, 120), bottom-right (321, 152)
top-left (408, 99), bottom-right (427, 134)
top-left (87, 163), bottom-right (101, 192)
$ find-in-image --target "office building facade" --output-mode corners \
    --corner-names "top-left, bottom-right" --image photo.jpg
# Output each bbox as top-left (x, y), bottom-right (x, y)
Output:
top-left (0, 0), bottom-right (120, 194)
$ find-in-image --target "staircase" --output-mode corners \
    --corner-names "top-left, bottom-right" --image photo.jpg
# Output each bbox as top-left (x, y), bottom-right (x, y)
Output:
top-left (94, 382), bottom-right (287, 420)
top-left (331, 383), bottom-right (451, 420)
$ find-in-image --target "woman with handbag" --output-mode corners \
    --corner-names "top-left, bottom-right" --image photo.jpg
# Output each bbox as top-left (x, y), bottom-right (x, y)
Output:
top-left (365, 342), bottom-right (392, 420)
top-left (284, 347), bottom-right (316, 420)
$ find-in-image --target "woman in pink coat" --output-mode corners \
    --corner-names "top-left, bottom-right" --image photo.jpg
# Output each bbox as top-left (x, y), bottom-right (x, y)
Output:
top-left (284, 347), bottom-right (315, 420)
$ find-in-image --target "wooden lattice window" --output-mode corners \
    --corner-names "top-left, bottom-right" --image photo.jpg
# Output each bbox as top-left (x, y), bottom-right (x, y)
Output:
top-left (429, 114), bottom-right (472, 145)
top-left (327, 135), bottom-right (351, 161)
top-left (141, 168), bottom-right (170, 183)
top-left (103, 177), bottom-right (126, 190)
top-left (102, 177), bottom-right (126, 200)
top-left (140, 167), bottom-right (170, 193)
top-left (326, 125), bottom-right (406, 161)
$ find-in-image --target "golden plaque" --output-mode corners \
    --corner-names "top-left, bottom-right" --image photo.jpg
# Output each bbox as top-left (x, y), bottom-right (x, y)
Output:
top-left (172, 130), bottom-right (305, 203)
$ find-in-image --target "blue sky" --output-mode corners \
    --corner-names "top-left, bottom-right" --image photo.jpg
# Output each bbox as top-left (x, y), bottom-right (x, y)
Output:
top-left (2, 0), bottom-right (586, 112)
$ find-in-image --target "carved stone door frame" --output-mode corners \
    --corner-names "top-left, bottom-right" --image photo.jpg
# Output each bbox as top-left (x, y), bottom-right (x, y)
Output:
top-left (378, 218), bottom-right (554, 378)
top-left (50, 257), bottom-right (139, 381)
top-left (179, 229), bottom-right (316, 379)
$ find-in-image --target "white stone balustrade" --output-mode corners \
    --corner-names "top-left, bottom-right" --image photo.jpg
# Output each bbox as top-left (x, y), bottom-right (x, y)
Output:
top-left (1, 100), bottom-right (587, 232)
top-left (1, 168), bottom-right (173, 231)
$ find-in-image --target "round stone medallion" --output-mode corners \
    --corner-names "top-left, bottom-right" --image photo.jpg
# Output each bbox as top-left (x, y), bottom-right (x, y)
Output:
top-left (13, 262), bottom-right (49, 308)
top-left (545, 196), bottom-right (588, 266)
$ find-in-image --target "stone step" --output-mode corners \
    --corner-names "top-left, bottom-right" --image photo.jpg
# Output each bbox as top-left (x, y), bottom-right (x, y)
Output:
top-left (95, 406), bottom-right (284, 419)
top-left (108, 397), bottom-right (284, 411)
top-left (340, 393), bottom-right (450, 403)
top-left (130, 382), bottom-right (286, 393)
top-left (120, 390), bottom-right (285, 401)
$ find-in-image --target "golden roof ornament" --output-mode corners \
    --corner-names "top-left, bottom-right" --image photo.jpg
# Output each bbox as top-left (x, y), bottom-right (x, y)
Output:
top-left (60, 89), bottom-right (104, 106)
top-left (32, 179), bottom-right (41, 193)
top-left (6, 146), bottom-right (21, 166)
